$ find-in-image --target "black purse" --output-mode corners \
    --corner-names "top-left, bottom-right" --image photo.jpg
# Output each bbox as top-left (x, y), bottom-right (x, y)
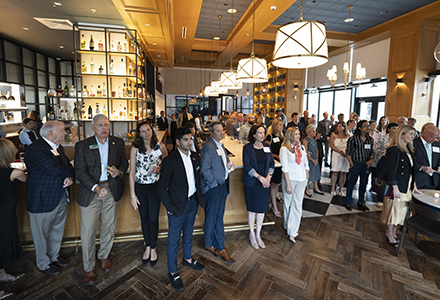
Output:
top-left (383, 151), bottom-right (400, 200)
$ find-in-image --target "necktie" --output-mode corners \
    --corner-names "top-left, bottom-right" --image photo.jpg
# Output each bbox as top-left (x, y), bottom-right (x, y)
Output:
top-left (425, 142), bottom-right (432, 169)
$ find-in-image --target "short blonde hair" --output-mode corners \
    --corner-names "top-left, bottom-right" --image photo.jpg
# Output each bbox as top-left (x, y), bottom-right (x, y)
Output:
top-left (389, 125), bottom-right (416, 153)
top-left (0, 139), bottom-right (17, 168)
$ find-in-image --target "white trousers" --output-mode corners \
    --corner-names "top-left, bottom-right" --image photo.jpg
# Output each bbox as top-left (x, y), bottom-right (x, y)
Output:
top-left (282, 178), bottom-right (307, 237)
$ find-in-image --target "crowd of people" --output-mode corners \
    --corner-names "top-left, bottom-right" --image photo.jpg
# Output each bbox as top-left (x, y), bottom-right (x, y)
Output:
top-left (1, 106), bottom-right (440, 297)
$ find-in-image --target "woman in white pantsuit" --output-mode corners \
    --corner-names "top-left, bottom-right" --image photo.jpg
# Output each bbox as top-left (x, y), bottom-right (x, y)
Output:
top-left (280, 128), bottom-right (309, 243)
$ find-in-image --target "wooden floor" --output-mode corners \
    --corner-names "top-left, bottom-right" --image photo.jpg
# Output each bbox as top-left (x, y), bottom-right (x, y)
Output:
top-left (2, 210), bottom-right (440, 300)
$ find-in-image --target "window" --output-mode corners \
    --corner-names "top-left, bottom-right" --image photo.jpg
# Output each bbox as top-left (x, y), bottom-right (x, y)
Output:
top-left (334, 89), bottom-right (352, 121)
top-left (319, 91), bottom-right (333, 118)
top-left (308, 93), bottom-right (319, 118)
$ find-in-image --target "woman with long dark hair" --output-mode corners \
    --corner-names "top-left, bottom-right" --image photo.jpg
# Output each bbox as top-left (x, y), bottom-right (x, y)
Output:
top-left (129, 122), bottom-right (168, 265)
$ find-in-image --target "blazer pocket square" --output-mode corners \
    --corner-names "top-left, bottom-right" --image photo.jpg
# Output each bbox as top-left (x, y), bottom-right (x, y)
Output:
top-left (196, 166), bottom-right (200, 171)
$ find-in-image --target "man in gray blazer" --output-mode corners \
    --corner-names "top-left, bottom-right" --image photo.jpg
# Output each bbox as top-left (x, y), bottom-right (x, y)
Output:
top-left (74, 115), bottom-right (128, 285)
top-left (200, 122), bottom-right (235, 263)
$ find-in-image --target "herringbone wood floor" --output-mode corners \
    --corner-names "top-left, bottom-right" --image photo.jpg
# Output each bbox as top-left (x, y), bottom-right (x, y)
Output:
top-left (3, 211), bottom-right (440, 299)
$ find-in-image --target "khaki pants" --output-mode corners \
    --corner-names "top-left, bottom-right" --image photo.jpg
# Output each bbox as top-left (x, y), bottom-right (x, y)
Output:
top-left (80, 183), bottom-right (119, 272)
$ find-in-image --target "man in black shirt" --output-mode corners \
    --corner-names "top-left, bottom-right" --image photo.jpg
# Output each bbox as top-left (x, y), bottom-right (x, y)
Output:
top-left (345, 120), bottom-right (374, 211)
top-left (286, 112), bottom-right (305, 136)
top-left (157, 110), bottom-right (168, 130)
top-left (300, 110), bottom-right (309, 128)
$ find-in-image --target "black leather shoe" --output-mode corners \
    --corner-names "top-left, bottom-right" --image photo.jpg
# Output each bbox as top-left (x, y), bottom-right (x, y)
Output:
top-left (41, 264), bottom-right (60, 276)
top-left (142, 257), bottom-right (150, 265)
top-left (345, 203), bottom-right (352, 211)
top-left (169, 272), bottom-right (183, 291)
top-left (314, 189), bottom-right (325, 196)
top-left (52, 257), bottom-right (68, 268)
top-left (150, 258), bottom-right (157, 267)
top-left (358, 202), bottom-right (370, 211)
top-left (182, 259), bottom-right (205, 271)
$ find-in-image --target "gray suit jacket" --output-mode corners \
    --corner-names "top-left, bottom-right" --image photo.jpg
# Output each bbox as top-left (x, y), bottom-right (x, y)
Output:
top-left (74, 135), bottom-right (128, 207)
top-left (200, 138), bottom-right (230, 195)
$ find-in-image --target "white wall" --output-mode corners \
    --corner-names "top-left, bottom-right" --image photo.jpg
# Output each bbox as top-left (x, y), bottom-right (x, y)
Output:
top-left (306, 38), bottom-right (390, 88)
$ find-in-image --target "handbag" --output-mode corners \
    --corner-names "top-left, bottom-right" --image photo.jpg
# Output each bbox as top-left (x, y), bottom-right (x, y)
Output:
top-left (383, 150), bottom-right (400, 200)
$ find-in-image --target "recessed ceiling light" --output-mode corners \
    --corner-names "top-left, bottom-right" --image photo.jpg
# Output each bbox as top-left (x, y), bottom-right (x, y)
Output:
top-left (246, 33), bottom-right (249, 36)
top-left (214, 37), bottom-right (220, 40)
top-left (152, 43), bottom-right (157, 45)
top-left (157, 55), bottom-right (161, 57)
top-left (22, 27), bottom-right (29, 31)
top-left (59, 45), bottom-right (64, 49)
top-left (161, 63), bottom-right (163, 65)
top-left (56, 57), bottom-right (61, 60)
top-left (91, 8), bottom-right (96, 13)
top-left (53, 2), bottom-right (62, 7)
top-left (145, 24), bottom-right (150, 26)
top-left (227, 8), bottom-right (237, 13)
top-left (270, 6), bottom-right (277, 10)
top-left (344, 18), bottom-right (354, 23)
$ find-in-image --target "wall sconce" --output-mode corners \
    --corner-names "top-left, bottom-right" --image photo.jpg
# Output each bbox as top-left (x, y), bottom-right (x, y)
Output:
top-left (327, 65), bottom-right (337, 85)
top-left (422, 77), bottom-right (431, 97)
top-left (395, 78), bottom-right (403, 97)
top-left (246, 89), bottom-right (250, 96)
top-left (293, 84), bottom-right (299, 100)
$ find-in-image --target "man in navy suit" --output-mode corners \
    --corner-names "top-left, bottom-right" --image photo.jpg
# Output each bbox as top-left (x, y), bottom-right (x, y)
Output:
top-left (157, 110), bottom-right (168, 130)
top-left (157, 127), bottom-right (206, 291)
top-left (201, 121), bottom-right (236, 263)
top-left (74, 114), bottom-right (128, 285)
top-left (25, 121), bottom-right (75, 276)
top-left (413, 124), bottom-right (440, 189)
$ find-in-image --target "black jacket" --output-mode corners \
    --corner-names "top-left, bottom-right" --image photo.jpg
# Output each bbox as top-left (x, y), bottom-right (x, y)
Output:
top-left (413, 137), bottom-right (440, 189)
top-left (384, 146), bottom-right (414, 193)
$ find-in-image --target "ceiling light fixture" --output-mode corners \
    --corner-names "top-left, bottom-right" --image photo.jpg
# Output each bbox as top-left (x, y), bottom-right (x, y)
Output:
top-left (220, 0), bottom-right (243, 90)
top-left (53, 2), bottom-right (62, 7)
top-left (272, 0), bottom-right (328, 69)
top-left (213, 37), bottom-right (220, 40)
top-left (152, 43), bottom-right (156, 45)
top-left (91, 9), bottom-right (96, 13)
top-left (270, 6), bottom-right (277, 11)
top-left (211, 16), bottom-right (228, 94)
top-left (22, 27), bottom-right (29, 31)
top-left (145, 24), bottom-right (150, 26)
top-left (236, 0), bottom-right (268, 83)
top-left (227, 8), bottom-right (237, 14)
top-left (344, 18), bottom-right (354, 23)
top-left (59, 45), bottom-right (64, 49)
top-left (204, 33), bottom-right (220, 97)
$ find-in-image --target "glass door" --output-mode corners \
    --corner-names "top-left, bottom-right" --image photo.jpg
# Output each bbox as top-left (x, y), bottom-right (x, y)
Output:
top-left (355, 96), bottom-right (385, 121)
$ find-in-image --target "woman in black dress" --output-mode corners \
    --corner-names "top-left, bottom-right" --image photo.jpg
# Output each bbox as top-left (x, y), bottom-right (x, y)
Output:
top-left (0, 139), bottom-right (26, 299)
top-left (243, 125), bottom-right (275, 249)
top-left (265, 119), bottom-right (284, 217)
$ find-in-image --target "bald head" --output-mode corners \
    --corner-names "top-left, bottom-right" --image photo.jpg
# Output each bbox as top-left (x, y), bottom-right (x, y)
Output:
top-left (397, 116), bottom-right (408, 126)
top-left (421, 125), bottom-right (439, 144)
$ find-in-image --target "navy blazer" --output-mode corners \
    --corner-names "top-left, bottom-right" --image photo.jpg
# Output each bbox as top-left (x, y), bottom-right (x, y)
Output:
top-left (413, 137), bottom-right (440, 188)
top-left (242, 142), bottom-right (275, 187)
top-left (384, 146), bottom-right (414, 193)
top-left (25, 138), bottom-right (75, 213)
top-left (200, 137), bottom-right (230, 195)
top-left (157, 149), bottom-right (205, 217)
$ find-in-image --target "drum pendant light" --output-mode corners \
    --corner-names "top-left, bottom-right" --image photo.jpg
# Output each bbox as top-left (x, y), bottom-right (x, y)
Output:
top-left (236, 0), bottom-right (268, 83)
top-left (211, 16), bottom-right (228, 94)
top-left (272, 0), bottom-right (328, 69)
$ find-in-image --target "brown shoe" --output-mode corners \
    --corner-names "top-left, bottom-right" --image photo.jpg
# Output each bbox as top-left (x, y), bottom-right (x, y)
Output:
top-left (205, 246), bottom-right (217, 255)
top-left (99, 259), bottom-right (111, 273)
top-left (215, 249), bottom-right (236, 263)
top-left (84, 270), bottom-right (96, 285)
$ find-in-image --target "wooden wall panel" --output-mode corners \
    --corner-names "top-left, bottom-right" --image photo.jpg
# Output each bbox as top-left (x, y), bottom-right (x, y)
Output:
top-left (389, 32), bottom-right (416, 74)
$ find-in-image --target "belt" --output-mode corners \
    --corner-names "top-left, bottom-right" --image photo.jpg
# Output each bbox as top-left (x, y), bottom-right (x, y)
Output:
top-left (100, 180), bottom-right (109, 184)
top-left (353, 160), bottom-right (366, 163)
top-left (188, 192), bottom-right (196, 201)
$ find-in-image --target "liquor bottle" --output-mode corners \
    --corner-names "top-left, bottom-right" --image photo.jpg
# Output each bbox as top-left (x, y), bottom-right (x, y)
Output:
top-left (88, 105), bottom-right (92, 119)
top-left (103, 104), bottom-right (107, 116)
top-left (80, 34), bottom-right (86, 49)
top-left (102, 83), bottom-right (107, 97)
top-left (118, 85), bottom-right (122, 97)
top-left (61, 109), bottom-right (67, 120)
top-left (98, 40), bottom-right (104, 51)
top-left (97, 85), bottom-right (102, 97)
top-left (122, 83), bottom-right (127, 97)
top-left (111, 86), bottom-right (116, 97)
top-left (133, 65), bottom-right (137, 76)
top-left (119, 58), bottom-right (125, 75)
top-left (90, 84), bottom-right (95, 97)
top-left (111, 40), bottom-right (115, 52)
top-left (56, 105), bottom-right (61, 119)
top-left (69, 85), bottom-right (76, 97)
top-left (63, 80), bottom-right (69, 96)
top-left (81, 105), bottom-right (86, 119)
top-left (49, 109), bottom-right (55, 120)
top-left (117, 41), bottom-right (122, 52)
top-left (129, 108), bottom-right (133, 120)
top-left (130, 42), bottom-right (135, 53)
top-left (57, 85), bottom-right (62, 97)
top-left (119, 104), bottom-right (123, 118)
top-left (89, 35), bottom-right (94, 50)
top-left (128, 63), bottom-right (133, 76)
top-left (113, 109), bottom-right (118, 120)
top-left (95, 103), bottom-right (100, 115)
top-left (68, 106), bottom-right (72, 120)
top-left (81, 61), bottom-right (87, 73)
top-left (124, 36), bottom-right (128, 52)
top-left (123, 106), bottom-right (127, 119)
top-left (83, 85), bottom-right (89, 97)
top-left (90, 57), bottom-right (95, 73)
top-left (99, 65), bottom-right (104, 74)
top-left (73, 103), bottom-right (78, 119)
top-left (110, 59), bottom-right (115, 75)
top-left (128, 83), bottom-right (133, 97)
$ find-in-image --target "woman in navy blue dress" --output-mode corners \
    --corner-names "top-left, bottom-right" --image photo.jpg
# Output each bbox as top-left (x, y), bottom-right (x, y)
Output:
top-left (243, 124), bottom-right (275, 250)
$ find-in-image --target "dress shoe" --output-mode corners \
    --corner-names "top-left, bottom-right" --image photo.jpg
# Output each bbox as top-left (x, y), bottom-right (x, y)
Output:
top-left (52, 257), bottom-right (68, 268)
top-left (288, 235), bottom-right (296, 243)
top-left (0, 291), bottom-right (13, 300)
top-left (99, 259), bottom-right (111, 273)
top-left (345, 203), bottom-right (352, 211)
top-left (205, 246), bottom-right (217, 255)
top-left (215, 249), bottom-right (236, 263)
top-left (0, 273), bottom-right (25, 283)
top-left (314, 189), bottom-right (325, 196)
top-left (337, 190), bottom-right (345, 197)
top-left (84, 270), bottom-right (96, 285)
top-left (142, 257), bottom-right (150, 265)
top-left (305, 191), bottom-right (313, 198)
top-left (249, 234), bottom-right (259, 250)
top-left (169, 272), bottom-right (183, 291)
top-left (358, 202), bottom-right (370, 211)
top-left (41, 264), bottom-right (60, 276)
top-left (150, 257), bottom-right (158, 267)
top-left (256, 237), bottom-right (266, 249)
top-left (182, 259), bottom-right (205, 271)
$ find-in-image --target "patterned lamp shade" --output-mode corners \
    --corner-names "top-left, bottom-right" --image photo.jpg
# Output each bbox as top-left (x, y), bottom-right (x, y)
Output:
top-left (272, 20), bottom-right (328, 69)
top-left (211, 80), bottom-right (228, 94)
top-left (204, 86), bottom-right (219, 97)
top-left (220, 71), bottom-right (243, 89)
top-left (236, 55), bottom-right (268, 83)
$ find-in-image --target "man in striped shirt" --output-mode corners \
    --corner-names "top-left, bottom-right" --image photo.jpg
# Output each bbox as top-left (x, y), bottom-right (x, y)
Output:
top-left (345, 120), bottom-right (374, 211)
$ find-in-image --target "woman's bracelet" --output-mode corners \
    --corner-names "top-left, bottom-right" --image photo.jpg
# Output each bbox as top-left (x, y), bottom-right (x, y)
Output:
top-left (130, 195), bottom-right (136, 199)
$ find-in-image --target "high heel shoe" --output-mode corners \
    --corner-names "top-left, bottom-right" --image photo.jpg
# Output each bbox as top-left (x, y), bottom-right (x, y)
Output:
top-left (330, 191), bottom-right (336, 196)
top-left (337, 190), bottom-right (345, 197)
top-left (249, 234), bottom-right (259, 250)
top-left (385, 234), bottom-right (399, 247)
top-left (305, 191), bottom-right (312, 198)
top-left (314, 189), bottom-right (325, 195)
top-left (142, 257), bottom-right (150, 265)
top-left (256, 237), bottom-right (266, 249)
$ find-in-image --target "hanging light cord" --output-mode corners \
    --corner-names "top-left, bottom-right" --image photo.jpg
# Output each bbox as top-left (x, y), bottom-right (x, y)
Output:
top-left (251, 0), bottom-right (255, 56)
top-left (346, 6), bottom-right (352, 62)
top-left (218, 16), bottom-right (222, 79)
top-left (299, 0), bottom-right (303, 21)
top-left (230, 1), bottom-right (234, 70)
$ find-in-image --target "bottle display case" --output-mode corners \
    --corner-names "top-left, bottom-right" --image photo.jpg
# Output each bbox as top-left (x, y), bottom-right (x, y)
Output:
top-left (74, 25), bottom-right (148, 139)
top-left (0, 83), bottom-right (27, 131)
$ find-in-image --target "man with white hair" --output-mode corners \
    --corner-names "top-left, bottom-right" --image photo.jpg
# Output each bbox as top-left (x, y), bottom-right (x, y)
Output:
top-left (25, 121), bottom-right (75, 276)
top-left (397, 116), bottom-right (408, 126)
top-left (75, 114), bottom-right (128, 285)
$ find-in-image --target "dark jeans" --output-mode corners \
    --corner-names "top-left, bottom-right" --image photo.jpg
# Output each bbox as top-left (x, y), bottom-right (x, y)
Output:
top-left (166, 195), bottom-right (198, 273)
top-left (346, 161), bottom-right (370, 205)
top-left (135, 182), bottom-right (161, 249)
top-left (203, 182), bottom-right (228, 250)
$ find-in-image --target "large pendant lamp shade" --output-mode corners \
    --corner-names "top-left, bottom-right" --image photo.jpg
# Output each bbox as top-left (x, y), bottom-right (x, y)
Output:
top-left (272, 0), bottom-right (328, 69)
top-left (220, 71), bottom-right (243, 89)
top-left (204, 86), bottom-right (219, 97)
top-left (211, 80), bottom-right (228, 93)
top-left (236, 55), bottom-right (268, 83)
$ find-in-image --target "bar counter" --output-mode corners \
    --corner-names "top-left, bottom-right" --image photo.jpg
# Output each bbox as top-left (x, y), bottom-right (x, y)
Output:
top-left (16, 133), bottom-right (276, 246)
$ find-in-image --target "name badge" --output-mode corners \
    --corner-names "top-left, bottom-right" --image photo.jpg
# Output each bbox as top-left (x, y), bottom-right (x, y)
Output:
top-left (433, 146), bottom-right (440, 153)
top-left (217, 149), bottom-right (222, 156)
top-left (51, 149), bottom-right (60, 156)
top-left (236, 128), bottom-right (240, 132)
top-left (364, 144), bottom-right (371, 150)
top-left (273, 137), bottom-right (280, 143)
top-left (89, 144), bottom-right (98, 149)
top-left (263, 147), bottom-right (271, 153)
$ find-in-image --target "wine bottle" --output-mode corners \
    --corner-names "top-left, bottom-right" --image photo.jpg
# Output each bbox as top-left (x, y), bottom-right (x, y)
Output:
top-left (110, 59), bottom-right (115, 75)
top-left (111, 86), bottom-right (116, 97)
top-left (89, 35), bottom-right (94, 50)
top-left (63, 80), bottom-right (69, 96)
top-left (90, 84), bottom-right (95, 97)
top-left (119, 104), bottom-right (123, 118)
top-left (119, 58), bottom-right (125, 75)
top-left (103, 104), bottom-right (107, 116)
top-left (123, 83), bottom-right (127, 97)
top-left (128, 63), bottom-right (133, 76)
top-left (99, 65), bottom-right (104, 75)
top-left (111, 40), bottom-right (115, 52)
top-left (102, 82), bottom-right (107, 97)
top-left (95, 103), bottom-right (100, 114)
top-left (124, 36), bottom-right (128, 52)
top-left (128, 83), bottom-right (133, 97)
top-left (123, 106), bottom-right (127, 119)
top-left (80, 34), bottom-right (86, 49)
top-left (69, 85), bottom-right (76, 97)
top-left (57, 85), bottom-right (62, 97)
top-left (88, 105), bottom-right (92, 119)
top-left (73, 103), bottom-right (78, 119)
